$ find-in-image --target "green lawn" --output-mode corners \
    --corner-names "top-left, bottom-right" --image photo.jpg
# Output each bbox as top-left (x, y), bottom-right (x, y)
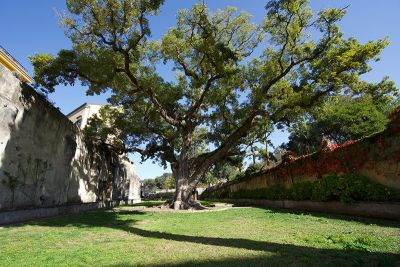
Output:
top-left (0, 202), bottom-right (399, 266)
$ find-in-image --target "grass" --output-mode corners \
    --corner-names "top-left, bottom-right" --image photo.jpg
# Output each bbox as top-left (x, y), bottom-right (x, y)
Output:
top-left (0, 202), bottom-right (399, 266)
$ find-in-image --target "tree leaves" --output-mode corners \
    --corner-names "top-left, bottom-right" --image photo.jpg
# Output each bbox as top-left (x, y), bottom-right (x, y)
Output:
top-left (29, 1), bottom-right (398, 186)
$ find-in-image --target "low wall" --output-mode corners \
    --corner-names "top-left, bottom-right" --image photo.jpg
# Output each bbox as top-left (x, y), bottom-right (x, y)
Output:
top-left (203, 107), bottom-right (400, 219)
top-left (0, 64), bottom-right (140, 211)
top-left (0, 201), bottom-right (119, 225)
top-left (209, 199), bottom-right (400, 220)
top-left (204, 108), bottom-right (400, 197)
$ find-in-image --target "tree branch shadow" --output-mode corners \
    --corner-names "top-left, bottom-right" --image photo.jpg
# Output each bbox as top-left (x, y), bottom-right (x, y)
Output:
top-left (18, 209), bottom-right (400, 266)
top-left (229, 205), bottom-right (400, 228)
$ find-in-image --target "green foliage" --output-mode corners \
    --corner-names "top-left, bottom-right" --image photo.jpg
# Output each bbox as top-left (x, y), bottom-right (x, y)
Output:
top-left (326, 235), bottom-right (376, 252)
top-left (30, 0), bottom-right (398, 194)
top-left (314, 97), bottom-right (390, 142)
top-left (155, 173), bottom-right (174, 189)
top-left (310, 174), bottom-right (400, 203)
top-left (84, 105), bottom-right (127, 151)
top-left (146, 192), bottom-right (174, 201)
top-left (289, 181), bottom-right (314, 201)
top-left (205, 174), bottom-right (400, 203)
top-left (284, 95), bottom-right (396, 155)
top-left (202, 160), bottom-right (242, 185)
top-left (228, 184), bottom-right (288, 200)
top-left (244, 162), bottom-right (264, 176)
top-left (29, 50), bottom-right (79, 93)
top-left (141, 178), bottom-right (156, 190)
top-left (143, 173), bottom-right (175, 191)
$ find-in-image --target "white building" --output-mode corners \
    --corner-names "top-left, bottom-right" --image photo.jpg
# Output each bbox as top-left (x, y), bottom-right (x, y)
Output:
top-left (66, 103), bottom-right (104, 130)
top-left (66, 103), bottom-right (141, 203)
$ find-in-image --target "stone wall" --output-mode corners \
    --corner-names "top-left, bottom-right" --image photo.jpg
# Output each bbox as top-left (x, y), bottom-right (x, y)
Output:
top-left (204, 107), bottom-right (400, 197)
top-left (0, 64), bottom-right (140, 211)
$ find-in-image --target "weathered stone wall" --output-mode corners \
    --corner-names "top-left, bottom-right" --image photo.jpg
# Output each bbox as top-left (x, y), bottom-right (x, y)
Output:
top-left (204, 107), bottom-right (400, 197)
top-left (0, 64), bottom-right (140, 210)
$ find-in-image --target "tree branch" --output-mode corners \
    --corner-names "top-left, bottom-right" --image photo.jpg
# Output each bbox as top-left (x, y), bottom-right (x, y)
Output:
top-left (185, 74), bottom-right (221, 121)
top-left (175, 48), bottom-right (199, 80)
top-left (189, 110), bottom-right (261, 185)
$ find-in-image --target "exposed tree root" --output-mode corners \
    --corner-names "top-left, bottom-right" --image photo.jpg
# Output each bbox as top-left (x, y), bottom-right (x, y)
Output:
top-left (162, 199), bottom-right (206, 210)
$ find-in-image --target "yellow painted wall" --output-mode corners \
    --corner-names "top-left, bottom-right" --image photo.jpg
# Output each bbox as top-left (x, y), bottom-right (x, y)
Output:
top-left (0, 48), bottom-right (33, 83)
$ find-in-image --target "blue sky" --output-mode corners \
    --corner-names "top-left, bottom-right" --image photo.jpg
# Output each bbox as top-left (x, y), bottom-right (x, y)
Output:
top-left (1, 0), bottom-right (399, 179)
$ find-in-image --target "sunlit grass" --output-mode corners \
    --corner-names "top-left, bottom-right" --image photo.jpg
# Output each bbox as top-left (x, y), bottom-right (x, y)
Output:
top-left (0, 202), bottom-right (399, 266)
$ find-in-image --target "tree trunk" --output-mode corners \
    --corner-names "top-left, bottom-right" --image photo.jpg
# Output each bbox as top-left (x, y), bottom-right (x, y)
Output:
top-left (173, 175), bottom-right (193, 210)
top-left (172, 132), bottom-right (198, 210)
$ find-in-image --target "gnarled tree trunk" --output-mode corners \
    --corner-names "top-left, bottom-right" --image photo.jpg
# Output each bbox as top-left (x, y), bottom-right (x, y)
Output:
top-left (171, 133), bottom-right (198, 209)
top-left (170, 113), bottom-right (258, 209)
top-left (172, 163), bottom-right (210, 209)
top-left (173, 176), bottom-right (192, 210)
top-left (171, 158), bottom-right (198, 210)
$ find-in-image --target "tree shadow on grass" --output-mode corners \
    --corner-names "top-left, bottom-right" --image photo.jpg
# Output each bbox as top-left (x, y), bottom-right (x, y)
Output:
top-left (112, 223), bottom-right (400, 266)
top-left (109, 252), bottom-right (398, 267)
top-left (9, 209), bottom-right (146, 229)
top-left (228, 204), bottom-right (400, 228)
top-left (18, 209), bottom-right (400, 266)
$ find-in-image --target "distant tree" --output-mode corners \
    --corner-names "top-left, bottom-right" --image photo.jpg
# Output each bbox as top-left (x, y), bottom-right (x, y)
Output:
top-left (284, 94), bottom-right (397, 155)
top-left (30, 0), bottom-right (397, 209)
top-left (142, 172), bottom-right (174, 192)
top-left (272, 146), bottom-right (287, 165)
top-left (153, 173), bottom-right (174, 190)
top-left (142, 178), bottom-right (156, 193)
top-left (245, 120), bottom-right (275, 166)
top-left (163, 175), bottom-right (175, 190)
top-left (283, 116), bottom-right (321, 155)
top-left (244, 162), bottom-right (264, 176)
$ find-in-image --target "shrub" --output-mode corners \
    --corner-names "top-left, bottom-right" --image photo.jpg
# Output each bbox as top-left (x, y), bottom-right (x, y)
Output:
top-left (146, 192), bottom-right (174, 201)
top-left (204, 173), bottom-right (400, 203)
top-left (310, 174), bottom-right (400, 203)
top-left (231, 184), bottom-right (289, 200)
top-left (289, 181), bottom-right (314, 200)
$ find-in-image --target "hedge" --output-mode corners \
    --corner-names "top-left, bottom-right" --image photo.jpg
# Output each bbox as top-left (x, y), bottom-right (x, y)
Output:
top-left (202, 174), bottom-right (400, 203)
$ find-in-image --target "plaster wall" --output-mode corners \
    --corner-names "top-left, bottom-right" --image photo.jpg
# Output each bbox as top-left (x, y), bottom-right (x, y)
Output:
top-left (0, 65), bottom-right (140, 210)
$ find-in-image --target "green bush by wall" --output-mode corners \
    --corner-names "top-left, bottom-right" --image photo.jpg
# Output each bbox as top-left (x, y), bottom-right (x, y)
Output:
top-left (202, 174), bottom-right (400, 203)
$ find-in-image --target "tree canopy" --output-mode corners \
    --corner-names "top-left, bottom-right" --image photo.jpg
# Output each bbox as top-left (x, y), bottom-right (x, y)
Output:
top-left (283, 90), bottom-right (398, 156)
top-left (30, 0), bottom-right (398, 208)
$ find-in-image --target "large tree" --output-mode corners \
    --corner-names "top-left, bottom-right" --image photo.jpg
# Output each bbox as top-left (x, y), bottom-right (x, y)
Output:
top-left (31, 0), bottom-right (396, 209)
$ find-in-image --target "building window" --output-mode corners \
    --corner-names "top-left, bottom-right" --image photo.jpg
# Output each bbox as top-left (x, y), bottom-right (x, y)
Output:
top-left (75, 116), bottom-right (82, 128)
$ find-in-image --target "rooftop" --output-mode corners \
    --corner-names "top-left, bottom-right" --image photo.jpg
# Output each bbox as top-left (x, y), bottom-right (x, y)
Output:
top-left (66, 102), bottom-right (105, 118)
top-left (0, 45), bottom-right (33, 83)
